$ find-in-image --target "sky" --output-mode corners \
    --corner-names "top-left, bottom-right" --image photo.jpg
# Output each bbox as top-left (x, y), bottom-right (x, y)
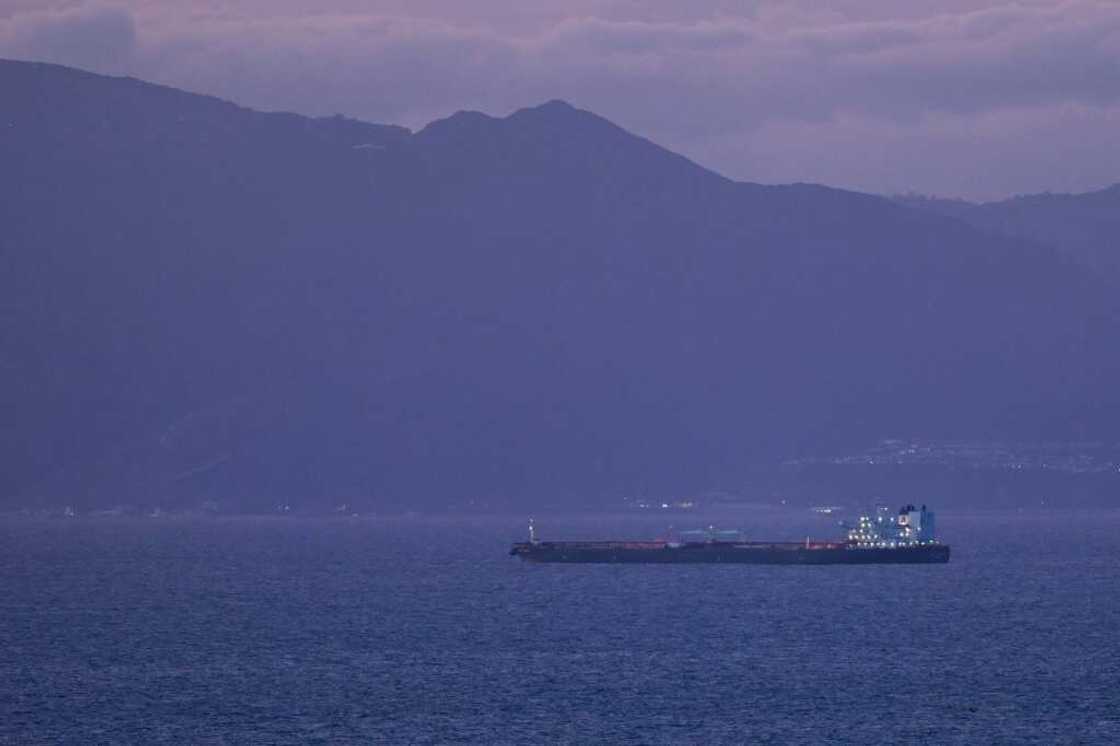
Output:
top-left (2, 0), bottom-right (1118, 200)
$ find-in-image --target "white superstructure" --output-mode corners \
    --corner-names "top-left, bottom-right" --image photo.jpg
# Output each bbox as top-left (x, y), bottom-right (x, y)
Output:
top-left (845, 504), bottom-right (937, 547)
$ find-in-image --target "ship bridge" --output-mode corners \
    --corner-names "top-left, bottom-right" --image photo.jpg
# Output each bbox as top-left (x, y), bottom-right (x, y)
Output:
top-left (845, 504), bottom-right (938, 548)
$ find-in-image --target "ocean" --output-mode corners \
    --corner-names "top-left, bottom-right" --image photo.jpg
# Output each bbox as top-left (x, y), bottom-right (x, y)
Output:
top-left (2, 509), bottom-right (1117, 744)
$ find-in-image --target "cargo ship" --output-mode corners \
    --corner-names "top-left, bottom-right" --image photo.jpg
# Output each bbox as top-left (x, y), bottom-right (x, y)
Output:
top-left (510, 505), bottom-right (949, 564)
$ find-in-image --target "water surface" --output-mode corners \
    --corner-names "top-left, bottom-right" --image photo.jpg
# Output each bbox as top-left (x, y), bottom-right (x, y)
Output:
top-left (2, 510), bottom-right (1117, 743)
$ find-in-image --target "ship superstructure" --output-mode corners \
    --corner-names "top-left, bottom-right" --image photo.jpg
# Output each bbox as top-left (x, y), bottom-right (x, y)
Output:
top-left (844, 504), bottom-right (937, 548)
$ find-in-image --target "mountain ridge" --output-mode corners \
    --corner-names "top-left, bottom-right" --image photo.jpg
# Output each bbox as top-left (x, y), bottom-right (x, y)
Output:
top-left (893, 184), bottom-right (1120, 275)
top-left (4, 58), bottom-right (1120, 511)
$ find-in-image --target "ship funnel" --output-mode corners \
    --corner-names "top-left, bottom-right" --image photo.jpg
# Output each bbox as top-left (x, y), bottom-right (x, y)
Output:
top-left (528, 518), bottom-right (538, 544)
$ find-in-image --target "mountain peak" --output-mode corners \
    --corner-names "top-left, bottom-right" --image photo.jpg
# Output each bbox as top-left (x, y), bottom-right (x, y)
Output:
top-left (419, 100), bottom-right (593, 138)
top-left (522, 99), bottom-right (578, 113)
top-left (415, 109), bottom-right (496, 139)
top-left (506, 99), bottom-right (612, 130)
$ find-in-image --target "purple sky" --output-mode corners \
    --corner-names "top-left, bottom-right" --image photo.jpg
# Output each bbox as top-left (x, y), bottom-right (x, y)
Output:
top-left (3, 1), bottom-right (1118, 200)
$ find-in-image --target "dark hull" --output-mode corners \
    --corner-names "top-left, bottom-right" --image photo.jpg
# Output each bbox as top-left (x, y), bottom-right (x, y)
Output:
top-left (511, 542), bottom-right (950, 564)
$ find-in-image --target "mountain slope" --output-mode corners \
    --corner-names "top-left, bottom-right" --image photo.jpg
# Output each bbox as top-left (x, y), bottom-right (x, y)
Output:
top-left (895, 185), bottom-right (1120, 275)
top-left (3, 59), bottom-right (1119, 510)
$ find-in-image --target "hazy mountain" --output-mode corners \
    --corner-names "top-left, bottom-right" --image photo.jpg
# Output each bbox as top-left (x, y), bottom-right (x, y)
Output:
top-left (895, 185), bottom-right (1120, 276)
top-left (891, 194), bottom-right (980, 221)
top-left (4, 59), bottom-right (1120, 511)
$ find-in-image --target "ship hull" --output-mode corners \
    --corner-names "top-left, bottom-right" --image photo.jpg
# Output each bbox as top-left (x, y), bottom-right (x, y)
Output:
top-left (510, 542), bottom-right (950, 564)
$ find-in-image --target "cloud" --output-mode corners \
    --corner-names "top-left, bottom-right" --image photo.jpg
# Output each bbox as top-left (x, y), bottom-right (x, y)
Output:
top-left (0, 4), bottom-right (136, 73)
top-left (1, 1), bottom-right (1117, 198)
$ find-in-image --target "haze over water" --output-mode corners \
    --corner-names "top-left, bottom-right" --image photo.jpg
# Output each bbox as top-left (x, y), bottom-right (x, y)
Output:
top-left (3, 509), bottom-right (1117, 743)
